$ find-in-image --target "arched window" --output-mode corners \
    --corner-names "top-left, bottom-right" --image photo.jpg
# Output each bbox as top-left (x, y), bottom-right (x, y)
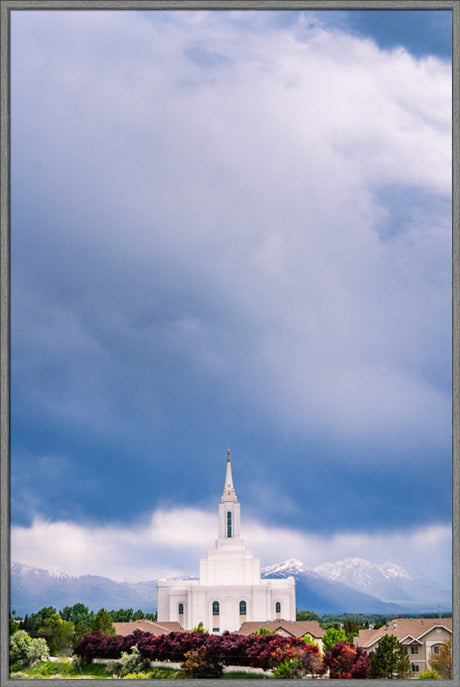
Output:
top-left (239, 601), bottom-right (247, 616)
top-left (275, 602), bottom-right (281, 614)
top-left (227, 511), bottom-right (232, 537)
top-left (178, 603), bottom-right (184, 615)
top-left (212, 601), bottom-right (220, 616)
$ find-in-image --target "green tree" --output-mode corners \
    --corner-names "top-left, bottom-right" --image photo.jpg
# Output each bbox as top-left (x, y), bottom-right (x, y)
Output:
top-left (60, 603), bottom-right (94, 626)
top-left (429, 637), bottom-right (452, 679)
top-left (296, 610), bottom-right (320, 622)
top-left (38, 614), bottom-right (75, 656)
top-left (74, 621), bottom-right (92, 645)
top-left (370, 634), bottom-right (411, 679)
top-left (322, 626), bottom-right (346, 652)
top-left (92, 608), bottom-right (116, 636)
top-left (20, 607), bottom-right (57, 637)
top-left (9, 630), bottom-right (49, 668)
top-left (9, 612), bottom-right (21, 636)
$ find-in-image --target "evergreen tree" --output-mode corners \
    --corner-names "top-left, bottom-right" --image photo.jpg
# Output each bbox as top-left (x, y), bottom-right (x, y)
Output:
top-left (60, 603), bottom-right (93, 626)
top-left (92, 608), bottom-right (116, 636)
top-left (370, 634), bottom-right (411, 679)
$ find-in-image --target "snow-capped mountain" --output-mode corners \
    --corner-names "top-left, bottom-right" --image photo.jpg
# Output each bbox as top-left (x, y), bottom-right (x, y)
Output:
top-left (11, 557), bottom-right (451, 617)
top-left (313, 557), bottom-right (451, 607)
top-left (261, 559), bottom-right (403, 615)
top-left (10, 562), bottom-right (157, 617)
top-left (262, 558), bottom-right (309, 577)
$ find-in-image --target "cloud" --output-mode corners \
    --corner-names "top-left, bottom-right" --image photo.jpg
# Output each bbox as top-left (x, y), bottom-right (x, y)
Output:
top-left (11, 508), bottom-right (451, 588)
top-left (10, 11), bottom-right (451, 536)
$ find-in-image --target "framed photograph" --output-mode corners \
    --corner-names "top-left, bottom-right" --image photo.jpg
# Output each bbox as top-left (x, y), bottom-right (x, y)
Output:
top-left (1, 1), bottom-right (457, 681)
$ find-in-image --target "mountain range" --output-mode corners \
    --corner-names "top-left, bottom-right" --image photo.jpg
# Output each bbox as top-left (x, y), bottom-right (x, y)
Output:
top-left (10, 558), bottom-right (451, 617)
top-left (261, 558), bottom-right (451, 616)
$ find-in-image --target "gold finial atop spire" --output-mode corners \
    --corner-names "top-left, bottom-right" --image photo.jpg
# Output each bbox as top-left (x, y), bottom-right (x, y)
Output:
top-left (227, 444), bottom-right (231, 462)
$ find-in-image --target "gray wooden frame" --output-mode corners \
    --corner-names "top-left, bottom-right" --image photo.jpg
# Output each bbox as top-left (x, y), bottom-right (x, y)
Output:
top-left (1, 2), bottom-right (458, 685)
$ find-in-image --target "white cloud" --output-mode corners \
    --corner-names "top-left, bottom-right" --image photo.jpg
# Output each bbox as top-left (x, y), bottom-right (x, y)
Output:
top-left (11, 507), bottom-right (451, 587)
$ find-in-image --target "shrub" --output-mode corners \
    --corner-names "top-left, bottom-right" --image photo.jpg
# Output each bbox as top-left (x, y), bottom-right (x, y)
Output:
top-left (418, 669), bottom-right (442, 679)
top-left (324, 640), bottom-right (370, 679)
top-left (119, 645), bottom-right (151, 676)
top-left (71, 655), bottom-right (87, 672)
top-left (273, 658), bottom-right (303, 679)
top-left (301, 633), bottom-right (320, 649)
top-left (105, 660), bottom-right (122, 675)
top-left (9, 631), bottom-right (49, 668)
top-left (181, 645), bottom-right (223, 679)
top-left (270, 644), bottom-right (326, 678)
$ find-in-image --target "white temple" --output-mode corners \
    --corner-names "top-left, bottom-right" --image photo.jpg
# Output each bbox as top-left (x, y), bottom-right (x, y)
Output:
top-left (156, 449), bottom-right (296, 633)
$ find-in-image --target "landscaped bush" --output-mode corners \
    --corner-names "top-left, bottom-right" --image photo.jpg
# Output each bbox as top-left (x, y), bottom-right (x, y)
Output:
top-left (418, 669), bottom-right (441, 679)
top-left (181, 645), bottom-right (224, 679)
top-left (9, 630), bottom-right (49, 668)
top-left (118, 645), bottom-right (151, 676)
top-left (323, 640), bottom-right (370, 679)
top-left (73, 628), bottom-right (326, 674)
top-left (270, 643), bottom-right (326, 678)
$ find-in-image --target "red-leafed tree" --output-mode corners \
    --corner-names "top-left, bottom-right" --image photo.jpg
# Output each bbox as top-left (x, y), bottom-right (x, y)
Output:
top-left (324, 640), bottom-right (370, 679)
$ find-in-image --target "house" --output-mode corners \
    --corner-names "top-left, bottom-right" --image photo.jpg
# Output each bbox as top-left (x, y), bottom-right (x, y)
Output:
top-left (236, 620), bottom-right (324, 651)
top-left (157, 449), bottom-right (296, 633)
top-left (113, 619), bottom-right (181, 636)
top-left (354, 617), bottom-right (452, 676)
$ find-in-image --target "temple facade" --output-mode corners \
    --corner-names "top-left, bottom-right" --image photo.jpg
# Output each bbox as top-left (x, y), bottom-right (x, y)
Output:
top-left (157, 450), bottom-right (296, 633)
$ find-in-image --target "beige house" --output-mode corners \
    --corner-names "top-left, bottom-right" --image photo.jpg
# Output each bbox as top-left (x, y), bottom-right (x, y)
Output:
top-left (355, 617), bottom-right (452, 676)
top-left (237, 620), bottom-right (325, 652)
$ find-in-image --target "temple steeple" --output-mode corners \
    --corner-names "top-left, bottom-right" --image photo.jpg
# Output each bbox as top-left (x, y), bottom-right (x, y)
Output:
top-left (221, 447), bottom-right (237, 502)
top-left (217, 448), bottom-right (241, 545)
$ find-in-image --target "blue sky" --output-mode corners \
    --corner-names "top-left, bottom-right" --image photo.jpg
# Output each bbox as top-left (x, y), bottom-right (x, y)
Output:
top-left (10, 8), bottom-right (452, 590)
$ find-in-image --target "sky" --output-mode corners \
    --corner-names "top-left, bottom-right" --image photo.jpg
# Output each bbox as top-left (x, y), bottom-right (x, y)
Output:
top-left (10, 8), bottom-right (452, 591)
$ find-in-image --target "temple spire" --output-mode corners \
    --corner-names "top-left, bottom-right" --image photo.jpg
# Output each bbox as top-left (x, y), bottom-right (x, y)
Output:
top-left (221, 447), bottom-right (237, 502)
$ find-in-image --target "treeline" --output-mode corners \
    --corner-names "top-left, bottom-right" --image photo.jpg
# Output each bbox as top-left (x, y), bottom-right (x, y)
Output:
top-left (296, 610), bottom-right (451, 633)
top-left (296, 610), bottom-right (388, 632)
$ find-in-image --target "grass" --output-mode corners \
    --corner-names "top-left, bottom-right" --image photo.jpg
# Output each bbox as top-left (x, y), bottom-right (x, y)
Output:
top-left (10, 661), bottom-right (275, 679)
top-left (10, 660), bottom-right (112, 679)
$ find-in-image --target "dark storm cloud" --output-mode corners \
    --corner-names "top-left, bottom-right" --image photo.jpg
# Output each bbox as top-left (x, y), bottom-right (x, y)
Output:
top-left (10, 9), bottom-right (451, 584)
